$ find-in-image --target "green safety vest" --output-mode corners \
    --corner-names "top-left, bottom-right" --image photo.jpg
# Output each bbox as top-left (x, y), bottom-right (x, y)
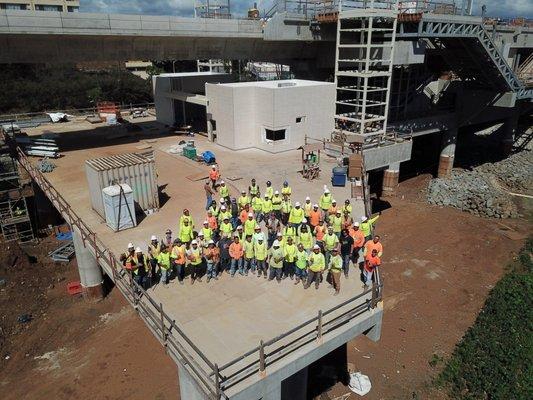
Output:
top-left (249, 184), bottom-right (259, 196)
top-left (244, 219), bottom-right (258, 236)
top-left (331, 216), bottom-right (343, 233)
top-left (238, 195), bottom-right (250, 208)
top-left (254, 242), bottom-right (267, 261)
top-left (218, 210), bottom-right (231, 223)
top-left (295, 250), bottom-right (308, 270)
top-left (262, 199), bottom-right (273, 213)
top-left (319, 194), bottom-right (332, 210)
top-left (220, 222), bottom-right (233, 236)
top-left (289, 207), bottom-right (304, 224)
top-left (298, 232), bottom-right (313, 250)
top-left (284, 243), bottom-right (297, 262)
top-left (329, 255), bottom-right (343, 272)
top-left (219, 186), bottom-right (229, 197)
top-left (188, 247), bottom-right (202, 265)
top-left (281, 200), bottom-right (292, 214)
top-left (269, 248), bottom-right (284, 268)
top-left (308, 252), bottom-right (325, 272)
top-left (324, 233), bottom-right (339, 251)
top-left (252, 197), bottom-right (263, 212)
top-left (202, 227), bottom-right (213, 242)
top-left (179, 226), bottom-right (193, 243)
top-left (243, 240), bottom-right (255, 258)
top-left (265, 187), bottom-right (274, 199)
top-left (209, 206), bottom-right (219, 217)
top-left (157, 252), bottom-right (171, 270)
top-left (272, 196), bottom-right (282, 210)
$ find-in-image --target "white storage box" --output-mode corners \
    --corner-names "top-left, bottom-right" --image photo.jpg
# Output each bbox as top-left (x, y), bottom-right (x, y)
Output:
top-left (102, 184), bottom-right (137, 231)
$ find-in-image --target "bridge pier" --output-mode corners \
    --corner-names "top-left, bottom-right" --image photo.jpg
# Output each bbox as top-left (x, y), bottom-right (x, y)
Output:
top-left (438, 128), bottom-right (458, 178)
top-left (501, 112), bottom-right (518, 156)
top-left (72, 228), bottom-right (104, 301)
top-left (382, 162), bottom-right (400, 197)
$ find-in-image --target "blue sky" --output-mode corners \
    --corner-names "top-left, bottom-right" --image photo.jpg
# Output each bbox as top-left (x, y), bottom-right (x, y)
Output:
top-left (81, 1), bottom-right (532, 19)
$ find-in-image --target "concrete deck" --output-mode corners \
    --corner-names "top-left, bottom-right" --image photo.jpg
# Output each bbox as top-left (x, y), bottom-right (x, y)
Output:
top-left (24, 117), bottom-right (370, 396)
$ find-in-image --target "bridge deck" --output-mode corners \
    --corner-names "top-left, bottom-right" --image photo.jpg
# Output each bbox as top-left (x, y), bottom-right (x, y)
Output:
top-left (24, 118), bottom-right (371, 396)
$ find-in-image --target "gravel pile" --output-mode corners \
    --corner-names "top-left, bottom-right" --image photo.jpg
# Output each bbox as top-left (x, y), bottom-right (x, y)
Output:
top-left (427, 151), bottom-right (532, 218)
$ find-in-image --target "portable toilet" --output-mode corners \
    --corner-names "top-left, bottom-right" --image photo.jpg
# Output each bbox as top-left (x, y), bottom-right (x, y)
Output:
top-left (102, 184), bottom-right (137, 231)
top-left (331, 166), bottom-right (347, 187)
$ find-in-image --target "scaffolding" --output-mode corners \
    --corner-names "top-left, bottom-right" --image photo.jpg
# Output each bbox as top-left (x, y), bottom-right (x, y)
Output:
top-left (0, 145), bottom-right (34, 243)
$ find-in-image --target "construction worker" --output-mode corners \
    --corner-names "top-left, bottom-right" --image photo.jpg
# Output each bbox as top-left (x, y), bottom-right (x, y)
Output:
top-left (266, 212), bottom-right (281, 248)
top-left (283, 236), bottom-right (297, 280)
top-left (218, 205), bottom-right (231, 225)
top-left (218, 235), bottom-right (232, 274)
top-left (133, 247), bottom-right (149, 290)
top-left (252, 225), bottom-right (263, 243)
top-left (288, 201), bottom-right (305, 228)
top-left (196, 232), bottom-right (206, 249)
top-left (331, 210), bottom-right (343, 237)
top-left (323, 226), bottom-right (339, 266)
top-left (341, 199), bottom-right (352, 215)
top-left (350, 222), bottom-right (366, 264)
top-left (201, 220), bottom-right (213, 242)
top-left (342, 211), bottom-right (353, 230)
top-left (249, 178), bottom-right (260, 197)
top-left (187, 240), bottom-right (203, 284)
top-left (363, 248), bottom-right (381, 289)
top-left (339, 228), bottom-right (354, 278)
top-left (179, 209), bottom-right (194, 230)
top-left (204, 179), bottom-right (215, 211)
top-left (360, 214), bottom-right (380, 240)
top-left (235, 225), bottom-right (245, 242)
top-left (294, 243), bottom-right (308, 285)
top-left (265, 180), bottom-right (274, 199)
top-left (303, 196), bottom-right (313, 218)
top-left (281, 180), bottom-right (292, 198)
top-left (304, 244), bottom-right (325, 290)
top-left (298, 224), bottom-right (313, 252)
top-left (178, 219), bottom-right (193, 246)
top-left (157, 244), bottom-right (172, 286)
top-left (230, 198), bottom-right (239, 229)
top-left (229, 234), bottom-right (244, 277)
top-left (206, 210), bottom-right (218, 232)
top-left (147, 236), bottom-right (161, 281)
top-left (364, 235), bottom-right (383, 257)
top-left (328, 200), bottom-right (338, 221)
top-left (254, 234), bottom-right (268, 278)
top-left (263, 194), bottom-right (273, 217)
top-left (251, 193), bottom-right (264, 223)
top-left (243, 234), bottom-right (255, 275)
top-left (209, 165), bottom-right (220, 188)
top-left (120, 242), bottom-right (136, 271)
top-left (319, 188), bottom-right (332, 219)
top-left (219, 180), bottom-right (230, 202)
top-left (219, 216), bottom-right (233, 239)
top-left (268, 240), bottom-right (284, 282)
top-left (327, 248), bottom-right (343, 295)
top-left (204, 240), bottom-right (220, 282)
top-left (308, 204), bottom-right (321, 231)
top-left (238, 190), bottom-right (250, 210)
top-left (314, 219), bottom-right (327, 250)
top-left (208, 200), bottom-right (219, 219)
top-left (271, 191), bottom-right (283, 220)
top-left (171, 239), bottom-right (186, 284)
top-left (160, 229), bottom-right (171, 247)
top-left (283, 224), bottom-right (297, 244)
top-left (280, 194), bottom-right (291, 225)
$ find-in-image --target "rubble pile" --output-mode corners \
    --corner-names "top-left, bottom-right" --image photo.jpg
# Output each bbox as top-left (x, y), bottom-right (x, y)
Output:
top-left (427, 151), bottom-right (533, 218)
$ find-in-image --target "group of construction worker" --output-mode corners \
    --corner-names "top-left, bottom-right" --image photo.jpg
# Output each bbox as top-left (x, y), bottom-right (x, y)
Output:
top-left (120, 167), bottom-right (383, 296)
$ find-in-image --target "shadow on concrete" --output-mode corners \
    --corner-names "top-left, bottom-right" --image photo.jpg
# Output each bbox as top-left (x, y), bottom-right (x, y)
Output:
top-left (307, 344), bottom-right (349, 399)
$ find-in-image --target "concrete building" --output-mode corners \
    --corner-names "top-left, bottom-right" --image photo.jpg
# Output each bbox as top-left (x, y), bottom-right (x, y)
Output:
top-left (0, 0), bottom-right (78, 11)
top-left (206, 79), bottom-right (335, 152)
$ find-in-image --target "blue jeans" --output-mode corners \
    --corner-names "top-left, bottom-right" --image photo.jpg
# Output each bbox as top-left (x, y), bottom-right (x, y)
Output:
top-left (283, 261), bottom-right (295, 278)
top-left (294, 267), bottom-right (307, 281)
top-left (231, 216), bottom-right (239, 230)
top-left (342, 254), bottom-right (351, 276)
top-left (206, 194), bottom-right (212, 210)
top-left (269, 267), bottom-right (283, 281)
top-left (206, 261), bottom-right (218, 279)
top-left (244, 258), bottom-right (255, 273)
top-left (363, 269), bottom-right (373, 286)
top-left (230, 258), bottom-right (243, 275)
top-left (267, 232), bottom-right (277, 248)
top-left (256, 260), bottom-right (267, 275)
top-left (160, 268), bottom-right (170, 284)
top-left (175, 263), bottom-right (185, 282)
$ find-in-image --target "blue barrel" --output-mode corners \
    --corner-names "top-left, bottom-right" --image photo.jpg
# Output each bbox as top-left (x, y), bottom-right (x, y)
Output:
top-left (331, 166), bottom-right (347, 187)
top-left (202, 151), bottom-right (216, 164)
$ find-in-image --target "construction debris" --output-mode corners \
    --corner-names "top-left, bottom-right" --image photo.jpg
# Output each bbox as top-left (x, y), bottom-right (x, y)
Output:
top-left (37, 158), bottom-right (56, 173)
top-left (48, 240), bottom-right (75, 262)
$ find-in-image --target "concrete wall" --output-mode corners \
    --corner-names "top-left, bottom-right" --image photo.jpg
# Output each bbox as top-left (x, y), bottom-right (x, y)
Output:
top-left (153, 76), bottom-right (174, 126)
top-left (206, 81), bottom-right (335, 153)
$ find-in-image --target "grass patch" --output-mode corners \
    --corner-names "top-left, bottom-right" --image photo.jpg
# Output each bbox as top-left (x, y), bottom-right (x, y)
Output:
top-left (437, 237), bottom-right (533, 399)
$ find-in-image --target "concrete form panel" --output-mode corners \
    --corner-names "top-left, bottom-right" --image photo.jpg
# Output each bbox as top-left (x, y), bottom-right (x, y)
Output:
top-left (364, 141), bottom-right (413, 171)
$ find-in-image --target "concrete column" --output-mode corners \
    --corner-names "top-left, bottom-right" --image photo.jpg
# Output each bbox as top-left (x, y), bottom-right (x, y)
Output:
top-left (262, 383), bottom-right (282, 400)
top-left (177, 363), bottom-right (209, 400)
top-left (382, 162), bottom-right (400, 197)
top-left (364, 319), bottom-right (382, 342)
top-left (438, 128), bottom-right (458, 178)
top-left (72, 228), bottom-right (104, 301)
top-left (502, 112), bottom-right (519, 157)
top-left (281, 366), bottom-right (308, 400)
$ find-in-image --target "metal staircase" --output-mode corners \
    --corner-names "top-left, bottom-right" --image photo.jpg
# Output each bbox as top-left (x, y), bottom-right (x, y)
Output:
top-left (398, 18), bottom-right (533, 100)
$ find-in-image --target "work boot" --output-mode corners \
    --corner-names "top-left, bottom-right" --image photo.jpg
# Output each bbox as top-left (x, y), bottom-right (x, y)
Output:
top-left (191, 278), bottom-right (195, 285)
top-left (344, 272), bottom-right (349, 279)
top-left (315, 284), bottom-right (319, 290)
top-left (334, 290), bottom-right (340, 296)
top-left (303, 283), bottom-right (310, 289)
top-left (197, 277), bottom-right (202, 283)
top-left (214, 275), bottom-right (219, 281)
top-left (294, 278), bottom-right (300, 285)
top-left (362, 284), bottom-right (369, 290)
top-left (207, 277), bottom-right (211, 283)
top-left (257, 272), bottom-right (262, 278)
top-left (179, 280), bottom-right (184, 285)
top-left (231, 272), bottom-right (235, 277)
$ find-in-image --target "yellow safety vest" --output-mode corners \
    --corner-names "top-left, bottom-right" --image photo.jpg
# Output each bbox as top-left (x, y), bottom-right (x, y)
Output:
top-left (289, 207), bottom-right (304, 224)
top-left (202, 227), bottom-right (213, 242)
top-left (238, 195), bottom-right (250, 208)
top-left (249, 184), bottom-right (260, 196)
top-left (329, 255), bottom-right (343, 271)
top-left (243, 240), bottom-right (255, 258)
top-left (188, 248), bottom-right (202, 266)
top-left (219, 185), bottom-right (229, 197)
top-left (272, 196), bottom-right (282, 210)
top-left (284, 243), bottom-right (297, 262)
top-left (342, 204), bottom-right (352, 215)
top-left (252, 197), bottom-right (263, 212)
top-left (299, 231), bottom-right (313, 250)
top-left (265, 186), bottom-right (274, 199)
top-left (254, 242), bottom-right (267, 261)
top-left (308, 252), bottom-right (325, 272)
top-left (220, 222), bottom-right (233, 237)
top-left (262, 199), bottom-right (273, 213)
top-left (157, 252), bottom-right (171, 270)
top-left (179, 225), bottom-right (193, 243)
top-left (295, 250), bottom-right (308, 270)
top-left (319, 194), bottom-right (332, 210)
top-left (281, 186), bottom-right (292, 197)
top-left (324, 233), bottom-right (339, 251)
top-left (304, 202), bottom-right (313, 216)
top-left (269, 248), bottom-right (284, 268)
top-left (244, 219), bottom-right (257, 236)
top-left (331, 216), bottom-right (343, 233)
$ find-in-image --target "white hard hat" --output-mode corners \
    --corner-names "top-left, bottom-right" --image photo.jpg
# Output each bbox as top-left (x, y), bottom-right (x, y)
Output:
top-left (273, 240), bottom-right (280, 247)
top-left (191, 240), bottom-right (198, 245)
top-left (150, 235), bottom-right (157, 241)
top-left (241, 190), bottom-right (246, 193)
top-left (203, 220), bottom-right (208, 224)
top-left (257, 233), bottom-right (264, 241)
top-left (276, 232), bottom-right (282, 236)
top-left (221, 205), bottom-right (227, 210)
top-left (361, 216), bottom-right (368, 222)
top-left (313, 203), bottom-right (318, 208)
top-left (302, 217), bottom-right (307, 223)
top-left (354, 222), bottom-right (360, 227)
top-left (237, 225), bottom-right (243, 230)
top-left (274, 190), bottom-right (279, 195)
top-left (220, 180), bottom-right (225, 184)
top-left (305, 196), bottom-right (310, 201)
top-left (198, 232), bottom-right (204, 237)
top-left (324, 188), bottom-right (330, 194)
top-left (211, 165), bottom-right (216, 169)
top-left (220, 198), bottom-right (225, 203)
top-left (248, 212), bottom-right (253, 217)
top-left (135, 247), bottom-right (142, 253)
top-left (208, 240), bottom-right (215, 245)
top-left (255, 225), bottom-right (261, 230)
top-left (295, 201), bottom-right (301, 207)
top-left (127, 242), bottom-right (134, 249)
top-left (313, 244), bottom-right (320, 250)
top-left (332, 199), bottom-right (337, 203)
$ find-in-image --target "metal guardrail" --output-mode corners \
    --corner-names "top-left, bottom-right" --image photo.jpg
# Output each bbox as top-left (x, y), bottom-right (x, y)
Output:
top-left (11, 135), bottom-right (384, 398)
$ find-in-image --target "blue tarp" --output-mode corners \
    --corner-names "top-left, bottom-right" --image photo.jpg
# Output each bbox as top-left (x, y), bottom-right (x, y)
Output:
top-left (202, 151), bottom-right (216, 164)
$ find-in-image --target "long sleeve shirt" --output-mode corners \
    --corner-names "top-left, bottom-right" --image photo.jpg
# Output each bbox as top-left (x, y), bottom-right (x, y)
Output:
top-left (229, 242), bottom-right (244, 259)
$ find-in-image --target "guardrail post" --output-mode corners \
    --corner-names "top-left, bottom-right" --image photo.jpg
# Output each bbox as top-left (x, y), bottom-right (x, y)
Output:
top-left (259, 340), bottom-right (266, 378)
top-left (317, 309), bottom-right (323, 343)
top-left (160, 302), bottom-right (167, 353)
top-left (371, 283), bottom-right (378, 309)
top-left (214, 363), bottom-right (221, 399)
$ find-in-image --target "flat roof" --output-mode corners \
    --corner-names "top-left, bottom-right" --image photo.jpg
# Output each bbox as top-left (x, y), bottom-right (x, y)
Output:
top-left (219, 79), bottom-right (334, 88)
top-left (158, 71), bottom-right (229, 78)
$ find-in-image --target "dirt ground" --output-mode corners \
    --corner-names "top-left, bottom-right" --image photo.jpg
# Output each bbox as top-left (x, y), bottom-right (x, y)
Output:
top-left (0, 174), bottom-right (530, 400)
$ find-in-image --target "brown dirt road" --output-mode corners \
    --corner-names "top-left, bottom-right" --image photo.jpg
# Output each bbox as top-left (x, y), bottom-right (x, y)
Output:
top-left (0, 174), bottom-right (529, 400)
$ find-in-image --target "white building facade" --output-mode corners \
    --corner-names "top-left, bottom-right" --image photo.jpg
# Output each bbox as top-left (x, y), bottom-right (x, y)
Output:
top-left (206, 79), bottom-right (335, 153)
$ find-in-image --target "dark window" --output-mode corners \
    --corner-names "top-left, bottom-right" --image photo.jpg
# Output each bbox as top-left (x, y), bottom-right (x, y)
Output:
top-left (211, 120), bottom-right (217, 131)
top-left (265, 129), bottom-right (286, 141)
top-left (296, 116), bottom-right (305, 123)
